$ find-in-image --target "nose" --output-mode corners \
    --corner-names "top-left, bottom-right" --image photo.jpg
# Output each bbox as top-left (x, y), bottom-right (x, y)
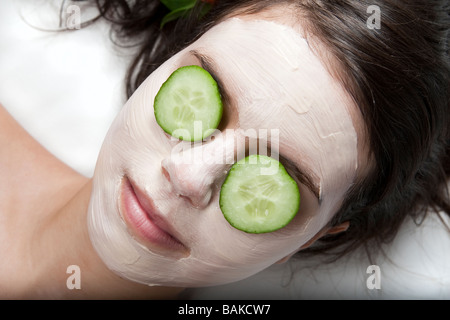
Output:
top-left (161, 130), bottom-right (244, 208)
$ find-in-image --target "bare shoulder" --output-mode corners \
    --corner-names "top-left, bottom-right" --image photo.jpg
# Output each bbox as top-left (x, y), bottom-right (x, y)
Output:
top-left (0, 104), bottom-right (86, 212)
top-left (0, 104), bottom-right (89, 297)
top-left (0, 103), bottom-right (87, 227)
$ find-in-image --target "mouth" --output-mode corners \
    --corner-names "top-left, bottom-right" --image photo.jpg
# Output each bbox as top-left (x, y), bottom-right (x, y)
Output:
top-left (119, 175), bottom-right (189, 258)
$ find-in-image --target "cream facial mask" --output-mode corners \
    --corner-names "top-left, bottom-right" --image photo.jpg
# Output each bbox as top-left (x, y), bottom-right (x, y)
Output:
top-left (87, 18), bottom-right (359, 287)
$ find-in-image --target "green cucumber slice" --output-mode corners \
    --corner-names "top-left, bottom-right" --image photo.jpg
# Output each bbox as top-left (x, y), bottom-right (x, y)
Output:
top-left (154, 65), bottom-right (223, 142)
top-left (219, 155), bottom-right (300, 234)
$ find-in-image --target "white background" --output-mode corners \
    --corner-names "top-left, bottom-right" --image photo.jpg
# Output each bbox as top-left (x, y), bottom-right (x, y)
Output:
top-left (1, 0), bottom-right (449, 299)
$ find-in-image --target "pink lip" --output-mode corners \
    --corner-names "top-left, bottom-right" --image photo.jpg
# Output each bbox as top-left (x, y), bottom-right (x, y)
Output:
top-left (120, 176), bottom-right (189, 257)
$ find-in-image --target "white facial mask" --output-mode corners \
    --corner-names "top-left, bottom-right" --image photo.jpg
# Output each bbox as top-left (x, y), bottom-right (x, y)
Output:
top-left (87, 18), bottom-right (359, 287)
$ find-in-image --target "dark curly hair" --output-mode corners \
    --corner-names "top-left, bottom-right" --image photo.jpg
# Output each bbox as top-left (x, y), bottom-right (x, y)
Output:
top-left (69, 0), bottom-right (450, 262)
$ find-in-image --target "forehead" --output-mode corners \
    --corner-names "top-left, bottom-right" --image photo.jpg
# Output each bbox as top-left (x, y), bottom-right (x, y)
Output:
top-left (189, 18), bottom-right (360, 204)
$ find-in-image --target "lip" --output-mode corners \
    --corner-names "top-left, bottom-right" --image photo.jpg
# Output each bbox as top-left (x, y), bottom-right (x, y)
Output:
top-left (119, 176), bottom-right (189, 258)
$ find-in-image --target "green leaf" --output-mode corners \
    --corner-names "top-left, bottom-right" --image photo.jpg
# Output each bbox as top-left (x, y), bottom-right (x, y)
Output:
top-left (160, 2), bottom-right (197, 28)
top-left (198, 3), bottom-right (212, 19)
top-left (160, 0), bottom-right (197, 11)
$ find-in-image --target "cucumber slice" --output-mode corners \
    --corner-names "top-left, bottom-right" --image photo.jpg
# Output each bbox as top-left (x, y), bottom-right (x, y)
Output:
top-left (220, 155), bottom-right (300, 234)
top-left (154, 65), bottom-right (223, 142)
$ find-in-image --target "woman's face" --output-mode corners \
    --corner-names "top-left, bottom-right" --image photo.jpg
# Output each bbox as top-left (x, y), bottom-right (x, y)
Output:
top-left (88, 14), bottom-right (366, 287)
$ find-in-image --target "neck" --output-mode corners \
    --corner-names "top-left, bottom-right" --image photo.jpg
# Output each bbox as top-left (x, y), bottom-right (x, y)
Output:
top-left (26, 179), bottom-right (183, 299)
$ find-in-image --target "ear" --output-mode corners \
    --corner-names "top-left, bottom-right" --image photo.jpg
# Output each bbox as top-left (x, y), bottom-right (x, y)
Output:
top-left (299, 221), bottom-right (349, 250)
top-left (275, 221), bottom-right (350, 264)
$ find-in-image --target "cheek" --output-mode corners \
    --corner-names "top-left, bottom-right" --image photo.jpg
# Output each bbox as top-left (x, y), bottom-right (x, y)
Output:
top-left (188, 186), bottom-right (321, 267)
